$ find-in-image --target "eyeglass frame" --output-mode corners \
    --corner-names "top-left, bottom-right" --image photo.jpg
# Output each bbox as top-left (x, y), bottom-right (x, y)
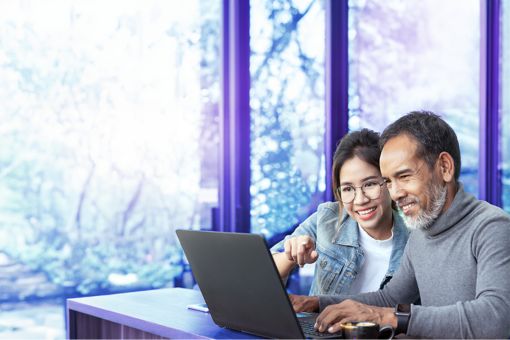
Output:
top-left (335, 180), bottom-right (387, 204)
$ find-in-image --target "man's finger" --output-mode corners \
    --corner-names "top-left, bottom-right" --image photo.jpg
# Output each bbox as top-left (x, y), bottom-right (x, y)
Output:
top-left (315, 308), bottom-right (343, 333)
top-left (328, 317), bottom-right (352, 333)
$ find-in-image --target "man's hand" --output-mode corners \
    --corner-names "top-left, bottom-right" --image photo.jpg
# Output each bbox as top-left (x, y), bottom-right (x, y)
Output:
top-left (289, 294), bottom-right (320, 312)
top-left (314, 299), bottom-right (396, 333)
top-left (284, 235), bottom-right (318, 268)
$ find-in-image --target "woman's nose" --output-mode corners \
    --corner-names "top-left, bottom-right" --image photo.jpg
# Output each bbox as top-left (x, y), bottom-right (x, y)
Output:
top-left (353, 187), bottom-right (370, 204)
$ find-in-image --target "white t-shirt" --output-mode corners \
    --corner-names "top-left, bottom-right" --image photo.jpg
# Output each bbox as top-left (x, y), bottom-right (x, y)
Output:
top-left (348, 226), bottom-right (393, 294)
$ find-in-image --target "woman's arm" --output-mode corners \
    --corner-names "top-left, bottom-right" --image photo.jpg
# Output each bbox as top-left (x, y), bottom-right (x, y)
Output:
top-left (270, 210), bottom-right (320, 280)
top-left (273, 235), bottom-right (318, 279)
top-left (273, 252), bottom-right (297, 279)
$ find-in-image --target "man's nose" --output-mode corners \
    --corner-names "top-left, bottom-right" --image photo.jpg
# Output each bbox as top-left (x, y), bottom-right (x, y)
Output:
top-left (388, 182), bottom-right (405, 201)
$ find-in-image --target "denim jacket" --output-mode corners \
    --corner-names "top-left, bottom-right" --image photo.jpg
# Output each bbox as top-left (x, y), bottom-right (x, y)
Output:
top-left (271, 202), bottom-right (409, 295)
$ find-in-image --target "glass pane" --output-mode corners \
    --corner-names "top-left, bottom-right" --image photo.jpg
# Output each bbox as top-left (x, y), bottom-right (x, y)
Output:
top-left (348, 0), bottom-right (480, 196)
top-left (0, 0), bottom-right (220, 337)
top-left (502, 0), bottom-right (510, 211)
top-left (250, 0), bottom-right (326, 238)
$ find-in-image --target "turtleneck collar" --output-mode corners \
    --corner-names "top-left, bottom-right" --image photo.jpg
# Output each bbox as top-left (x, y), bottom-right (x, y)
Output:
top-left (422, 182), bottom-right (478, 237)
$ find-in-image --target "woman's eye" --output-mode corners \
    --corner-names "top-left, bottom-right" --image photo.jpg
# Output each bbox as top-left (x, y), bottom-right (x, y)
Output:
top-left (364, 181), bottom-right (377, 188)
top-left (341, 186), bottom-right (353, 193)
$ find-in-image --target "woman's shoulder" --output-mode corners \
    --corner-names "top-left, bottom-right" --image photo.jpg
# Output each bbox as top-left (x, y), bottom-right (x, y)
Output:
top-left (315, 202), bottom-right (348, 228)
top-left (316, 201), bottom-right (340, 215)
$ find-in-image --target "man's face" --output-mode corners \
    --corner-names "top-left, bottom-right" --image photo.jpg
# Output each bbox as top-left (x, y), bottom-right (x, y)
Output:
top-left (380, 134), bottom-right (447, 230)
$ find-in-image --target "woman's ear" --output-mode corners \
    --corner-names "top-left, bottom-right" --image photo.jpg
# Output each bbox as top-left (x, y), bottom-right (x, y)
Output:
top-left (437, 152), bottom-right (455, 182)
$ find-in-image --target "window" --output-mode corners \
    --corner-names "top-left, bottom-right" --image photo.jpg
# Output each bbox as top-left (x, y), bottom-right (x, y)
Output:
top-left (348, 0), bottom-right (480, 195)
top-left (0, 0), bottom-right (220, 336)
top-left (250, 0), bottom-right (326, 237)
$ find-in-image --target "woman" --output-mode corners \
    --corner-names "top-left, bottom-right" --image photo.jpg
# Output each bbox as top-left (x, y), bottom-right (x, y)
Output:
top-left (271, 129), bottom-right (409, 296)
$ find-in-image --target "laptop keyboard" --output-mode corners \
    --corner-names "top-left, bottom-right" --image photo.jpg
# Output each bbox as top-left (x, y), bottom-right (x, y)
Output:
top-left (299, 319), bottom-right (343, 338)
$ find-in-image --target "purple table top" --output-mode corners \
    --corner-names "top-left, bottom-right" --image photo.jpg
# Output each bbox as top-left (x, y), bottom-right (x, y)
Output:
top-left (67, 287), bottom-right (256, 339)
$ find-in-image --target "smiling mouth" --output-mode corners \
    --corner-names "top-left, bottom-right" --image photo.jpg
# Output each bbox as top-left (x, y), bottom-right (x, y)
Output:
top-left (357, 207), bottom-right (376, 216)
top-left (400, 202), bottom-right (416, 214)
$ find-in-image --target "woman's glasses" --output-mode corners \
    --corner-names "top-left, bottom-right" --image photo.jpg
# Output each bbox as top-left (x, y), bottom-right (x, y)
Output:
top-left (337, 180), bottom-right (386, 204)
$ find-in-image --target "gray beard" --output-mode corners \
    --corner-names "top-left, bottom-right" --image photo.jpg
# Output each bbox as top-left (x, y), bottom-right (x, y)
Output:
top-left (402, 182), bottom-right (447, 230)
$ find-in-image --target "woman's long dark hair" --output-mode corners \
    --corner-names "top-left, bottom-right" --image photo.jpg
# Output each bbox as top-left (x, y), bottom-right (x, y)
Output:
top-left (332, 129), bottom-right (383, 204)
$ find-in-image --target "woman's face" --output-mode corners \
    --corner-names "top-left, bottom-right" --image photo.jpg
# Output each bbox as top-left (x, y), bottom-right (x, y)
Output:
top-left (338, 156), bottom-right (393, 231)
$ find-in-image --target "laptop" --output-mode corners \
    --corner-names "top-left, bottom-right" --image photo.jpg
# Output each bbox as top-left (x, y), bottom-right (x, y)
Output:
top-left (176, 229), bottom-right (342, 339)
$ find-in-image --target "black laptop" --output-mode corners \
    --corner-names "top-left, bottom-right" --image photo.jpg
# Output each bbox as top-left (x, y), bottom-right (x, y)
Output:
top-left (176, 229), bottom-right (342, 339)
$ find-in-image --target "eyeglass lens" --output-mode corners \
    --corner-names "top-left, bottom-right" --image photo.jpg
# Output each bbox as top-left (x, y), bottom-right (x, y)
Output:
top-left (339, 182), bottom-right (382, 203)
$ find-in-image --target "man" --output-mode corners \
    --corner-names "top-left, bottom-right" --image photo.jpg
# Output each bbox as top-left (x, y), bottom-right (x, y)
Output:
top-left (291, 111), bottom-right (510, 338)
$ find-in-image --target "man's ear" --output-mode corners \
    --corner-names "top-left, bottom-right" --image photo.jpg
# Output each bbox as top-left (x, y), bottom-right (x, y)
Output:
top-left (437, 152), bottom-right (455, 182)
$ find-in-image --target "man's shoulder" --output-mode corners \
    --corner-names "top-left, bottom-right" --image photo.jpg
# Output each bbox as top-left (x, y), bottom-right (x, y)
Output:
top-left (456, 185), bottom-right (509, 222)
top-left (458, 199), bottom-right (510, 246)
top-left (470, 199), bottom-right (510, 224)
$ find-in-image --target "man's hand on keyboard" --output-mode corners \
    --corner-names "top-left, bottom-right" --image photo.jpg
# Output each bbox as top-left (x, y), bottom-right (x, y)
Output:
top-left (289, 294), bottom-right (319, 312)
top-left (314, 299), bottom-right (396, 333)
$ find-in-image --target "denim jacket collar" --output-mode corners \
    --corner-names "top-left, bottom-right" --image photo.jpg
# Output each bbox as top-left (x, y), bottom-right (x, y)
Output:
top-left (387, 211), bottom-right (408, 275)
top-left (332, 210), bottom-right (359, 247)
top-left (332, 209), bottom-right (409, 276)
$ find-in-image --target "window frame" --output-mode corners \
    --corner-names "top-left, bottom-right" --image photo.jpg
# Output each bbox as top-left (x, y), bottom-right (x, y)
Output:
top-left (479, 0), bottom-right (502, 206)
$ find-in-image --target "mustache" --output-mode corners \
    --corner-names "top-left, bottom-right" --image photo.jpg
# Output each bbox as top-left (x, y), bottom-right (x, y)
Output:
top-left (396, 198), bottom-right (417, 209)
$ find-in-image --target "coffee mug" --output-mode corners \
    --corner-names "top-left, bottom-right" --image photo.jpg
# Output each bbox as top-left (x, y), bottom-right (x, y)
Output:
top-left (340, 321), bottom-right (394, 339)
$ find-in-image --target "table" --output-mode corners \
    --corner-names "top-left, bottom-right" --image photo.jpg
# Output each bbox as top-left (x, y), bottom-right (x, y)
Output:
top-left (67, 287), bottom-right (256, 339)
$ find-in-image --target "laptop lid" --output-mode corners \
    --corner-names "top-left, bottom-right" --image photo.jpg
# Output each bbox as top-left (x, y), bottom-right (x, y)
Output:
top-left (176, 229), bottom-right (305, 339)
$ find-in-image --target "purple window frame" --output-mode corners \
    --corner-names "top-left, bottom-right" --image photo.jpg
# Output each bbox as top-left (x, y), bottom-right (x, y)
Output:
top-left (325, 0), bottom-right (349, 202)
top-left (480, 0), bottom-right (501, 206)
top-left (218, 0), bottom-right (250, 232)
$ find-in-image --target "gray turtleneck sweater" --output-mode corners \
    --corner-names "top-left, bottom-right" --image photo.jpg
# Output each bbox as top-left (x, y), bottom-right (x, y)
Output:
top-left (319, 184), bottom-right (510, 339)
